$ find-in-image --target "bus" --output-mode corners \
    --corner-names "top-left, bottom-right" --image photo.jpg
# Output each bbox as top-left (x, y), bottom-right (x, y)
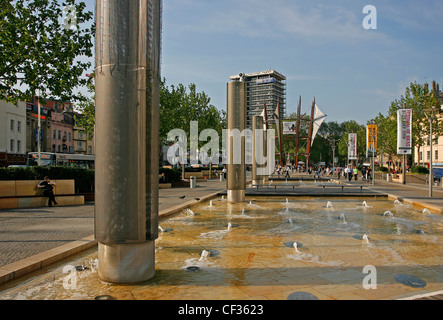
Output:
top-left (26, 152), bottom-right (95, 169)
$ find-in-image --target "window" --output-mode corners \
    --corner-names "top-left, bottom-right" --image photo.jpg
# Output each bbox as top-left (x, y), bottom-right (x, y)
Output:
top-left (17, 121), bottom-right (21, 133)
top-left (53, 130), bottom-right (57, 139)
top-left (17, 140), bottom-right (21, 153)
top-left (10, 139), bottom-right (14, 152)
top-left (68, 132), bottom-right (72, 142)
top-left (436, 150), bottom-right (439, 161)
top-left (419, 152), bottom-right (423, 161)
top-left (58, 130), bottom-right (61, 140)
top-left (10, 119), bottom-right (14, 131)
top-left (427, 151), bottom-right (431, 161)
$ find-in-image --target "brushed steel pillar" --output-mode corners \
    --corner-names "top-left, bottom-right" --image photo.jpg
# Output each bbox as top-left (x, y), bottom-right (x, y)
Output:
top-left (227, 80), bottom-right (246, 203)
top-left (252, 116), bottom-right (265, 185)
top-left (95, 0), bottom-right (161, 284)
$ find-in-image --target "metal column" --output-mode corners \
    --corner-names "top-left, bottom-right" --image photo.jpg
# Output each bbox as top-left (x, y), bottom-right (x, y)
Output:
top-left (95, 0), bottom-right (161, 284)
top-left (227, 80), bottom-right (246, 203)
top-left (252, 116), bottom-right (265, 185)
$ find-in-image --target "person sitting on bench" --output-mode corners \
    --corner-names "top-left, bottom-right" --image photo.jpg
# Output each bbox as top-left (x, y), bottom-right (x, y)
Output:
top-left (38, 176), bottom-right (58, 207)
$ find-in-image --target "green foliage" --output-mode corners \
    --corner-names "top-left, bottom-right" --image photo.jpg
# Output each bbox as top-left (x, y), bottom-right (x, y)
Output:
top-left (389, 82), bottom-right (442, 152)
top-left (337, 121), bottom-right (366, 164)
top-left (159, 167), bottom-right (182, 183)
top-left (0, 166), bottom-right (94, 193)
top-left (411, 166), bottom-right (429, 174)
top-left (75, 78), bottom-right (95, 136)
top-left (0, 0), bottom-right (94, 103)
top-left (160, 79), bottom-right (226, 146)
top-left (377, 166), bottom-right (389, 172)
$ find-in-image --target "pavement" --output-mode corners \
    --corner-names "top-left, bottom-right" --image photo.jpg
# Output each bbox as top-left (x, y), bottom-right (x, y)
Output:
top-left (0, 174), bottom-right (442, 288)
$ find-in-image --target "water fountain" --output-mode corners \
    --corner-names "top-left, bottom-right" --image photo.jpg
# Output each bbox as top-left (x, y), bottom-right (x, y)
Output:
top-left (1, 197), bottom-right (441, 300)
top-left (199, 250), bottom-right (210, 262)
top-left (361, 234), bottom-right (370, 244)
top-left (383, 211), bottom-right (394, 217)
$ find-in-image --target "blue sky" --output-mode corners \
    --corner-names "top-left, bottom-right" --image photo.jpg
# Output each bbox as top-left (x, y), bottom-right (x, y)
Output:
top-left (86, 0), bottom-right (443, 124)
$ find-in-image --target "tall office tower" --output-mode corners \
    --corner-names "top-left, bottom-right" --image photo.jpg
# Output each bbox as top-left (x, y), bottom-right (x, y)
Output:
top-left (230, 70), bottom-right (286, 128)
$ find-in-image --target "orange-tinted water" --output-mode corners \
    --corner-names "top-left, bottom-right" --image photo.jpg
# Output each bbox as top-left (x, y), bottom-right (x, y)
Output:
top-left (0, 197), bottom-right (442, 300)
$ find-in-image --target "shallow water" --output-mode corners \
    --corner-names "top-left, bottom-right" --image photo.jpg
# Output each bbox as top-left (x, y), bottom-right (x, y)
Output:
top-left (0, 197), bottom-right (442, 300)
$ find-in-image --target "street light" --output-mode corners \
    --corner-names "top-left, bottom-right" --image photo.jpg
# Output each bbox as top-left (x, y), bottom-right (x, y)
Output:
top-left (424, 106), bottom-right (438, 197)
top-left (330, 139), bottom-right (336, 171)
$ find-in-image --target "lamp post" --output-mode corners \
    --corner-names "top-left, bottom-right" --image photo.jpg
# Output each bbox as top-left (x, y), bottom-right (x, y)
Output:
top-left (424, 106), bottom-right (437, 198)
top-left (37, 90), bottom-right (41, 166)
top-left (369, 128), bottom-right (376, 186)
top-left (330, 139), bottom-right (336, 171)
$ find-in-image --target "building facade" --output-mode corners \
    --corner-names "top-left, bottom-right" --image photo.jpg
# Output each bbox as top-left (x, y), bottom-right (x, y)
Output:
top-left (0, 100), bottom-right (27, 167)
top-left (230, 70), bottom-right (286, 128)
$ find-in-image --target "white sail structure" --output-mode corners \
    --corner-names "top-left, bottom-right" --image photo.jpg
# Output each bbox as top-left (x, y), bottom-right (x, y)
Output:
top-left (311, 104), bottom-right (327, 146)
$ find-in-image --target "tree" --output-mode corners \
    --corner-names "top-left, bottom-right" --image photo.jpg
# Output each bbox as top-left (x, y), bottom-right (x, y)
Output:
top-left (372, 112), bottom-right (397, 167)
top-left (160, 79), bottom-right (226, 146)
top-left (75, 77), bottom-right (95, 134)
top-left (0, 0), bottom-right (94, 103)
top-left (388, 81), bottom-right (442, 166)
top-left (337, 120), bottom-right (366, 165)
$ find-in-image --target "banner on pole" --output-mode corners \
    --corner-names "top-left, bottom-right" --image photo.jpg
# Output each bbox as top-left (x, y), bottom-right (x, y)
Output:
top-left (366, 124), bottom-right (377, 157)
top-left (282, 121), bottom-right (296, 135)
top-left (348, 133), bottom-right (357, 160)
top-left (397, 109), bottom-right (412, 155)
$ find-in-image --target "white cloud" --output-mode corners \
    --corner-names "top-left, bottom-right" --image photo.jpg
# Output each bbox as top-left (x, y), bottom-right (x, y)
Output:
top-left (166, 0), bottom-right (390, 44)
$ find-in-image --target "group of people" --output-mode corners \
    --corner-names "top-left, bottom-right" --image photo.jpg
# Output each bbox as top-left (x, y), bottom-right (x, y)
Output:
top-left (336, 166), bottom-right (372, 182)
top-left (274, 163), bottom-right (373, 183)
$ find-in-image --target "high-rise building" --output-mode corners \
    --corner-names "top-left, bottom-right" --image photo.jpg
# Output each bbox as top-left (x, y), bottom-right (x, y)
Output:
top-left (230, 70), bottom-right (286, 128)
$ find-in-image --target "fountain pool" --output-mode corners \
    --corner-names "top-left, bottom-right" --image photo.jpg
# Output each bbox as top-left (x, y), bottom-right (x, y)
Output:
top-left (0, 197), bottom-right (441, 300)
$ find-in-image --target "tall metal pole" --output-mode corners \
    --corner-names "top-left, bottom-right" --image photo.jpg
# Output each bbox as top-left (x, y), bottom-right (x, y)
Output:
top-left (277, 99), bottom-right (283, 167)
top-left (227, 79), bottom-right (246, 203)
top-left (37, 91), bottom-right (41, 166)
top-left (403, 154), bottom-right (406, 185)
top-left (252, 116), bottom-right (264, 185)
top-left (306, 99), bottom-right (315, 170)
top-left (95, 0), bottom-right (161, 284)
top-left (295, 97), bottom-right (301, 169)
top-left (429, 113), bottom-right (433, 197)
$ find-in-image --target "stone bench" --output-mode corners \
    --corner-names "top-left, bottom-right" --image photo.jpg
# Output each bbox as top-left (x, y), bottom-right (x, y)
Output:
top-left (184, 172), bottom-right (205, 179)
top-left (251, 184), bottom-right (303, 190)
top-left (158, 175), bottom-right (172, 189)
top-left (318, 184), bottom-right (368, 193)
top-left (0, 180), bottom-right (84, 210)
